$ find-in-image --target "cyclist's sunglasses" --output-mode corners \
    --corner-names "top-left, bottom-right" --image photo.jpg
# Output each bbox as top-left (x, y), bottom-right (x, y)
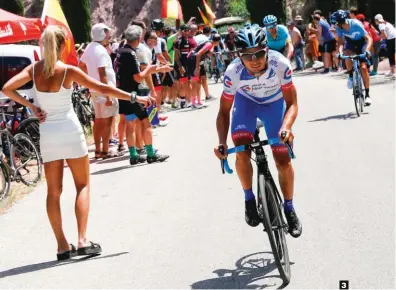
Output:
top-left (264, 23), bottom-right (277, 28)
top-left (239, 49), bottom-right (267, 61)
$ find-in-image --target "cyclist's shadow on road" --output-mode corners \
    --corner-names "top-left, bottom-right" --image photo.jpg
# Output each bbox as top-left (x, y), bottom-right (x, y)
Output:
top-left (191, 252), bottom-right (292, 289)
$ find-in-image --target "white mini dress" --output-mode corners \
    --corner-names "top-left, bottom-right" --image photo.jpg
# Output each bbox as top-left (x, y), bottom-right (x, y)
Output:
top-left (32, 65), bottom-right (88, 163)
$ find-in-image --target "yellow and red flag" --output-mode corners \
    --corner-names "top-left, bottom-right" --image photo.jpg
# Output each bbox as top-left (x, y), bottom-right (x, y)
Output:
top-left (41, 0), bottom-right (78, 66)
top-left (162, 0), bottom-right (184, 20)
top-left (202, 0), bottom-right (216, 22)
top-left (198, 7), bottom-right (209, 26)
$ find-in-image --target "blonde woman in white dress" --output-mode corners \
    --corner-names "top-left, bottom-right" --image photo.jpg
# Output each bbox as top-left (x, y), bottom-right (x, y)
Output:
top-left (2, 25), bottom-right (156, 261)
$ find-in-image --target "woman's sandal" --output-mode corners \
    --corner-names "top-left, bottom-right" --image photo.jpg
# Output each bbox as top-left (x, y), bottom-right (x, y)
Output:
top-left (77, 241), bottom-right (102, 256)
top-left (57, 244), bottom-right (78, 261)
top-left (94, 151), bottom-right (102, 159)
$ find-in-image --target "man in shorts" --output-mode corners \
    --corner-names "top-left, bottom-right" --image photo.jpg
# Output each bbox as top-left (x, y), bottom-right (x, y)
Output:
top-left (115, 25), bottom-right (172, 165)
top-left (79, 23), bottom-right (119, 159)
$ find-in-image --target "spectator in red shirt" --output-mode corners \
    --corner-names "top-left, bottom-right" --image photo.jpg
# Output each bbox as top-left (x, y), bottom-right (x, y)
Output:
top-left (356, 14), bottom-right (382, 76)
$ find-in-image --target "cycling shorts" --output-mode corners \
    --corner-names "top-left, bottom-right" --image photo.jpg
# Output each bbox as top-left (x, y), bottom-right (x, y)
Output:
top-left (344, 37), bottom-right (367, 55)
top-left (185, 56), bottom-right (200, 81)
top-left (231, 93), bottom-right (286, 147)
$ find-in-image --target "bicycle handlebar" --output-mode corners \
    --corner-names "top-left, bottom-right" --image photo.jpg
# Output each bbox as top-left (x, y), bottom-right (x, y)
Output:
top-left (338, 53), bottom-right (371, 66)
top-left (219, 131), bottom-right (296, 175)
top-left (338, 53), bottom-right (367, 60)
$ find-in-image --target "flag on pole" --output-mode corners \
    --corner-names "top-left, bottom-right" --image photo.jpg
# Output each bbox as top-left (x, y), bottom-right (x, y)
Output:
top-left (202, 0), bottom-right (216, 22)
top-left (198, 7), bottom-right (209, 26)
top-left (162, 0), bottom-right (184, 20)
top-left (41, 0), bottom-right (78, 66)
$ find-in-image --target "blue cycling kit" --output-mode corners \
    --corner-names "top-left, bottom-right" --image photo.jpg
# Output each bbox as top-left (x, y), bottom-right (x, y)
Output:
top-left (336, 19), bottom-right (367, 40)
top-left (264, 25), bottom-right (291, 52)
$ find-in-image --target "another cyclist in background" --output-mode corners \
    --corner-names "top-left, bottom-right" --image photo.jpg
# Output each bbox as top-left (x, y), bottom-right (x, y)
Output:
top-left (262, 15), bottom-right (294, 60)
top-left (188, 33), bottom-right (221, 108)
top-left (224, 26), bottom-right (238, 66)
top-left (312, 14), bottom-right (337, 73)
top-left (214, 24), bottom-right (302, 238)
top-left (331, 10), bottom-right (373, 106)
top-left (210, 28), bottom-right (225, 72)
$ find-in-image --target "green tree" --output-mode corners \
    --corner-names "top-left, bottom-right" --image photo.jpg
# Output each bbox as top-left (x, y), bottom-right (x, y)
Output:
top-left (0, 0), bottom-right (24, 16)
top-left (246, 0), bottom-right (285, 25)
top-left (225, 0), bottom-right (250, 19)
top-left (61, 0), bottom-right (91, 43)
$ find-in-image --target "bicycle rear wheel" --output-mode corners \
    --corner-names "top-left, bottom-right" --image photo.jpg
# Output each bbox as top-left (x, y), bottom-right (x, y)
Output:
top-left (11, 133), bottom-right (42, 186)
top-left (0, 158), bottom-right (11, 201)
top-left (258, 174), bottom-right (291, 285)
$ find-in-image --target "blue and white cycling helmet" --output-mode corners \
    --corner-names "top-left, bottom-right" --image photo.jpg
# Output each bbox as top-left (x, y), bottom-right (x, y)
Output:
top-left (235, 24), bottom-right (267, 50)
top-left (263, 15), bottom-right (277, 28)
top-left (330, 10), bottom-right (348, 25)
top-left (210, 28), bottom-right (218, 34)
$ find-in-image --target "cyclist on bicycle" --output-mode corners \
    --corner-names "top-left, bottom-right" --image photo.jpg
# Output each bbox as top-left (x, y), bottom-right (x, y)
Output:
top-left (263, 15), bottom-right (294, 60)
top-left (210, 28), bottom-right (226, 72)
top-left (224, 26), bottom-right (238, 66)
top-left (214, 24), bottom-right (302, 238)
top-left (330, 10), bottom-right (373, 106)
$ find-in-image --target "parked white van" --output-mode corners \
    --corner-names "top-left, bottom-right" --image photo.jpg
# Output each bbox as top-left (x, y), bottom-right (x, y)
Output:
top-left (0, 44), bottom-right (41, 102)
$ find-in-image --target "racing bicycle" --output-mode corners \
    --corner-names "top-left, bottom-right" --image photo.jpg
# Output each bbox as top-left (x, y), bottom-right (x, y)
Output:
top-left (219, 122), bottom-right (296, 285)
top-left (339, 53), bottom-right (370, 117)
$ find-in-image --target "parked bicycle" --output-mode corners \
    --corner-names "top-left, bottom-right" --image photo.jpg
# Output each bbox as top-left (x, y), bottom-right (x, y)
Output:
top-left (0, 109), bottom-right (42, 201)
top-left (0, 97), bottom-right (40, 156)
top-left (219, 122), bottom-right (295, 285)
top-left (72, 87), bottom-right (94, 134)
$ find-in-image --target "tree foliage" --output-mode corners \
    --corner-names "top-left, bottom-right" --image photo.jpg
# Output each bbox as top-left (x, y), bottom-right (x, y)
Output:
top-left (61, 0), bottom-right (91, 43)
top-left (246, 0), bottom-right (285, 25)
top-left (225, 0), bottom-right (250, 19)
top-left (0, 0), bottom-right (24, 16)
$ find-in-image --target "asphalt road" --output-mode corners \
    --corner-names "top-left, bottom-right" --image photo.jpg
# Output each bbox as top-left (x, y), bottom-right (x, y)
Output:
top-left (0, 72), bottom-right (394, 289)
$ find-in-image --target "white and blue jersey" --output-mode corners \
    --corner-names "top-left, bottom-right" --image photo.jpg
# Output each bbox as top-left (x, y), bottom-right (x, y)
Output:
top-left (222, 50), bottom-right (294, 145)
top-left (336, 19), bottom-right (367, 41)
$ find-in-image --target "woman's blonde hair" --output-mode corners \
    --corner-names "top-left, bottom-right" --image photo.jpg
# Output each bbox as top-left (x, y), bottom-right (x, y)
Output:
top-left (41, 25), bottom-right (66, 79)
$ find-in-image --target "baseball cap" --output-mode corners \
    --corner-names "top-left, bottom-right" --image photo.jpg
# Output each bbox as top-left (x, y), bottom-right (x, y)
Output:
top-left (374, 14), bottom-right (384, 21)
top-left (356, 14), bottom-right (365, 21)
top-left (91, 23), bottom-right (111, 42)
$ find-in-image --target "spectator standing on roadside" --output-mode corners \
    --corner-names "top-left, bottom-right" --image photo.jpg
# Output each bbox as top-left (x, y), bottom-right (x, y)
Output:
top-left (356, 14), bottom-right (382, 76)
top-left (79, 23), bottom-right (119, 159)
top-left (375, 14), bottom-right (396, 77)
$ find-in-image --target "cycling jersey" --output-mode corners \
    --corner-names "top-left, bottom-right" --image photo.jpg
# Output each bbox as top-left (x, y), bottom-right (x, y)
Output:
top-left (336, 19), bottom-right (367, 41)
top-left (222, 50), bottom-right (293, 105)
top-left (224, 34), bottom-right (236, 51)
top-left (264, 25), bottom-right (291, 52)
top-left (222, 50), bottom-right (293, 145)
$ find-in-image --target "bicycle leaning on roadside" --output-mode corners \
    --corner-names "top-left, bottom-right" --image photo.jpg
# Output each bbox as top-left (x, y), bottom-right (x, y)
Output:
top-left (0, 124), bottom-right (42, 201)
top-left (338, 53), bottom-right (370, 117)
top-left (218, 122), bottom-right (296, 286)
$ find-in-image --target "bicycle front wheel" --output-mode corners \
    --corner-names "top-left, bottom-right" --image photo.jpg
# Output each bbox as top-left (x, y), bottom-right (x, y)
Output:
top-left (11, 133), bottom-right (42, 186)
top-left (0, 158), bottom-right (11, 201)
top-left (258, 174), bottom-right (291, 285)
top-left (353, 71), bottom-right (363, 117)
